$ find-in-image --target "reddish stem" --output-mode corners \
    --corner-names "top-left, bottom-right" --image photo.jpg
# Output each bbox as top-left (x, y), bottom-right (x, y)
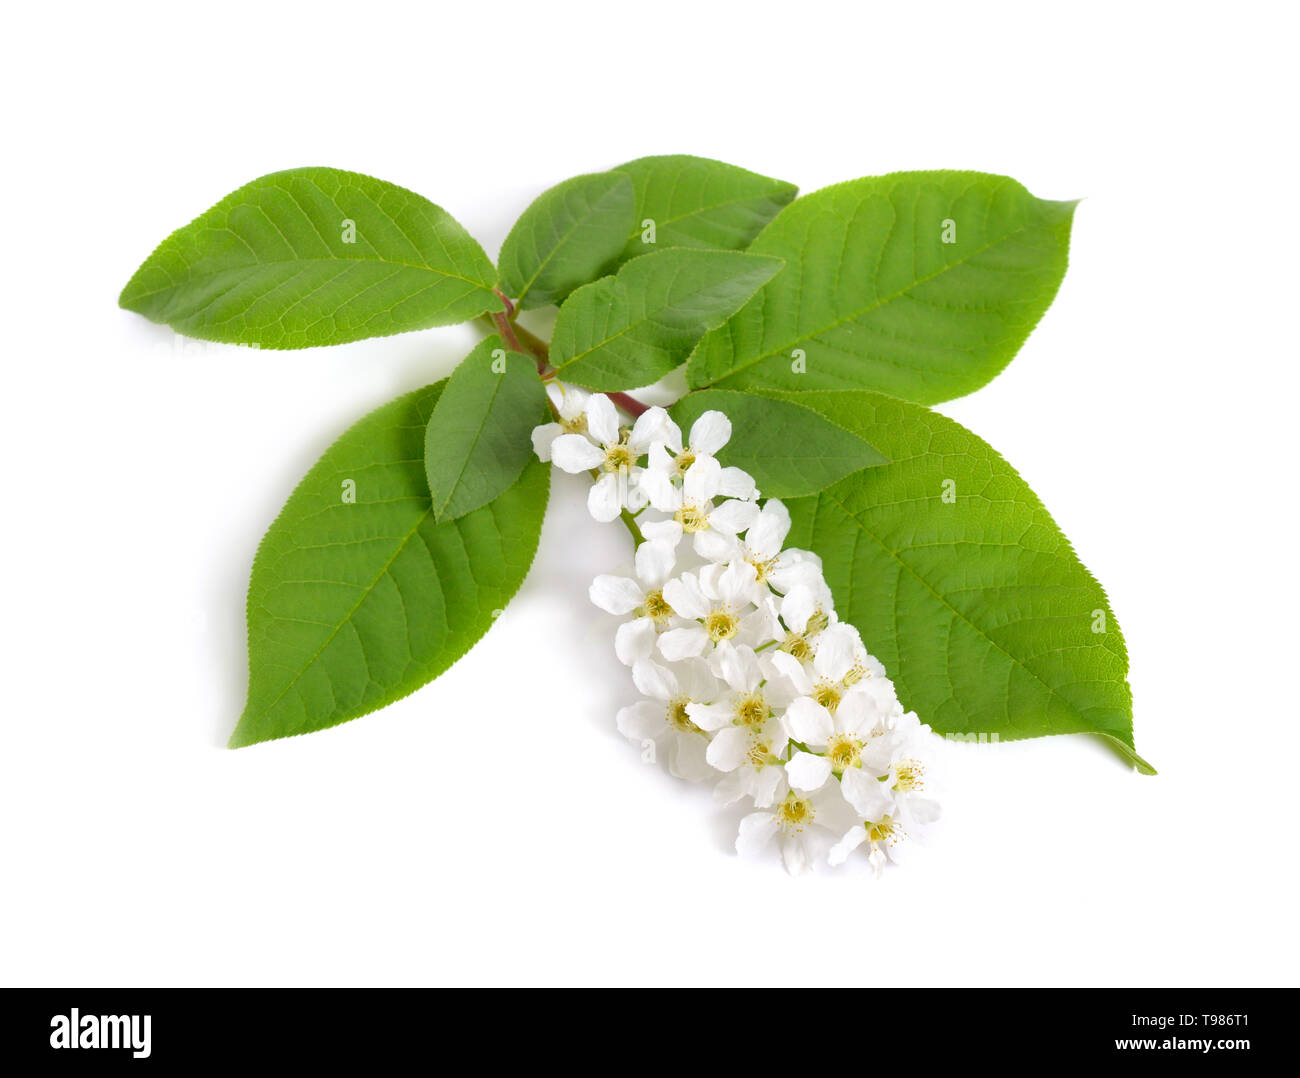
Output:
top-left (608, 390), bottom-right (651, 418)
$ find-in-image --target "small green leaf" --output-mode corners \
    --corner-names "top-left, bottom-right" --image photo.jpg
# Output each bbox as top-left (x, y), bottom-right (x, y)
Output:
top-left (231, 382), bottom-right (548, 747)
top-left (772, 388), bottom-right (1151, 773)
top-left (669, 389), bottom-right (886, 498)
top-left (498, 171), bottom-right (636, 309)
top-left (549, 248), bottom-right (784, 391)
top-left (687, 171), bottom-right (1077, 404)
top-left (612, 154), bottom-right (797, 264)
top-left (424, 336), bottom-right (547, 522)
top-left (120, 167), bottom-right (501, 349)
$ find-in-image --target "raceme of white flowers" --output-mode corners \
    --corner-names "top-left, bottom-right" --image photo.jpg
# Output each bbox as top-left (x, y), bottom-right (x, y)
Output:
top-left (533, 382), bottom-right (940, 876)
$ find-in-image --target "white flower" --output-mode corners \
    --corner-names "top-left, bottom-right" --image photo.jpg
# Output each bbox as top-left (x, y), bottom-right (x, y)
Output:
top-left (549, 395), bottom-right (675, 522)
top-left (530, 383), bottom-right (591, 462)
top-left (589, 540), bottom-right (678, 665)
top-left (774, 623), bottom-right (888, 716)
top-left (643, 409), bottom-right (755, 498)
top-left (680, 644), bottom-right (796, 805)
top-left (640, 456), bottom-right (759, 556)
top-left (782, 691), bottom-right (883, 792)
top-left (695, 501), bottom-right (831, 601)
top-left (770, 583), bottom-right (835, 661)
top-left (657, 560), bottom-right (772, 660)
top-left (736, 785), bottom-right (852, 876)
top-left (830, 716), bottom-right (940, 876)
top-left (616, 658), bottom-right (721, 781)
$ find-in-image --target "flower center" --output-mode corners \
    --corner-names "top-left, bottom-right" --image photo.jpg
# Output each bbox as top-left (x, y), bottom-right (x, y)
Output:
top-left (675, 502), bottom-right (710, 533)
top-left (704, 606), bottom-right (738, 641)
top-left (843, 662), bottom-right (868, 686)
top-left (826, 733), bottom-right (862, 772)
top-left (781, 631), bottom-right (813, 661)
top-left (865, 816), bottom-right (898, 847)
top-left (734, 692), bottom-right (768, 727)
top-left (745, 736), bottom-right (775, 769)
top-left (745, 549), bottom-right (779, 583)
top-left (666, 697), bottom-right (702, 734)
top-left (813, 680), bottom-right (842, 713)
top-left (894, 759), bottom-right (925, 793)
top-left (640, 588), bottom-right (673, 623)
top-left (674, 448), bottom-right (697, 476)
top-left (777, 792), bottom-right (814, 833)
top-left (603, 441), bottom-right (634, 473)
top-left (560, 413), bottom-right (587, 435)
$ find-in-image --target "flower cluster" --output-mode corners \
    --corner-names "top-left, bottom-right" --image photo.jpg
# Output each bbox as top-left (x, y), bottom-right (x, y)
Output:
top-left (534, 383), bottom-right (940, 875)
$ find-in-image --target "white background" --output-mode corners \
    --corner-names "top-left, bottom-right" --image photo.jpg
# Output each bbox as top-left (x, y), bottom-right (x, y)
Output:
top-left (2, 1), bottom-right (1296, 987)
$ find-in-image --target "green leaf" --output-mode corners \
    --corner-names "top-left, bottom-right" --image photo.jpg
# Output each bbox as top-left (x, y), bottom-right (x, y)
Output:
top-left (772, 388), bottom-right (1151, 773)
top-left (549, 248), bottom-right (784, 391)
top-left (119, 167), bottom-right (502, 349)
top-left (669, 389), bottom-right (886, 498)
top-left (612, 154), bottom-right (797, 264)
top-left (231, 382), bottom-right (548, 747)
top-left (424, 336), bottom-right (547, 522)
top-left (498, 171), bottom-right (635, 309)
top-left (687, 171), bottom-right (1077, 404)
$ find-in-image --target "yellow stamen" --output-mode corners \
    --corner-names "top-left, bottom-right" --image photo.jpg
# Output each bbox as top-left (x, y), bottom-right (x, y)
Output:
top-left (704, 607), bottom-right (738, 641)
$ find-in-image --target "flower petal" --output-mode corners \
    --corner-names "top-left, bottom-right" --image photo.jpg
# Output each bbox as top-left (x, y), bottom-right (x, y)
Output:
top-left (840, 766), bottom-right (894, 819)
top-left (638, 467), bottom-right (679, 512)
top-left (785, 751), bottom-right (833, 792)
top-left (717, 466), bottom-right (757, 500)
top-left (706, 726), bottom-right (753, 770)
top-left (530, 422), bottom-right (563, 462)
top-left (674, 656), bottom-right (721, 702)
top-left (709, 641), bottom-right (761, 693)
top-left (550, 433), bottom-right (605, 473)
top-left (746, 499), bottom-right (791, 559)
top-left (767, 649), bottom-right (814, 695)
top-left (692, 527), bottom-right (737, 563)
top-left (587, 473), bottom-right (623, 522)
top-left (631, 658), bottom-right (678, 701)
top-left (614, 617), bottom-right (656, 666)
top-left (662, 574), bottom-right (710, 619)
top-left (615, 700), bottom-right (665, 740)
top-left (735, 811), bottom-right (780, 858)
top-left (668, 731), bottom-right (715, 781)
top-left (779, 585), bottom-right (817, 634)
top-left (586, 393), bottom-right (619, 446)
top-left (634, 539), bottom-right (676, 588)
top-left (640, 518), bottom-right (683, 547)
top-left (784, 696), bottom-right (835, 745)
top-left (717, 558), bottom-right (759, 607)
top-left (629, 406), bottom-right (677, 452)
top-left (588, 574), bottom-right (644, 615)
top-left (689, 410), bottom-right (731, 455)
top-left (687, 700), bottom-right (736, 733)
top-left (752, 764), bottom-right (788, 808)
top-left (657, 626), bottom-right (709, 661)
top-left (828, 826), bottom-right (867, 867)
top-left (708, 498), bottom-right (760, 536)
top-left (813, 623), bottom-right (858, 682)
top-left (781, 834), bottom-right (810, 876)
top-left (682, 455), bottom-right (723, 503)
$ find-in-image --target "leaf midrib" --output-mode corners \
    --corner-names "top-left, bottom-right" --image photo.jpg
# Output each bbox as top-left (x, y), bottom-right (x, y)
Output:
top-left (514, 182), bottom-right (627, 305)
top-left (249, 507), bottom-right (430, 726)
top-left (554, 258), bottom-right (776, 375)
top-left (701, 217), bottom-right (1043, 385)
top-left (124, 253), bottom-right (495, 305)
top-left (819, 479), bottom-right (1127, 742)
top-left (622, 186), bottom-right (792, 243)
top-left (432, 375), bottom-right (509, 519)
